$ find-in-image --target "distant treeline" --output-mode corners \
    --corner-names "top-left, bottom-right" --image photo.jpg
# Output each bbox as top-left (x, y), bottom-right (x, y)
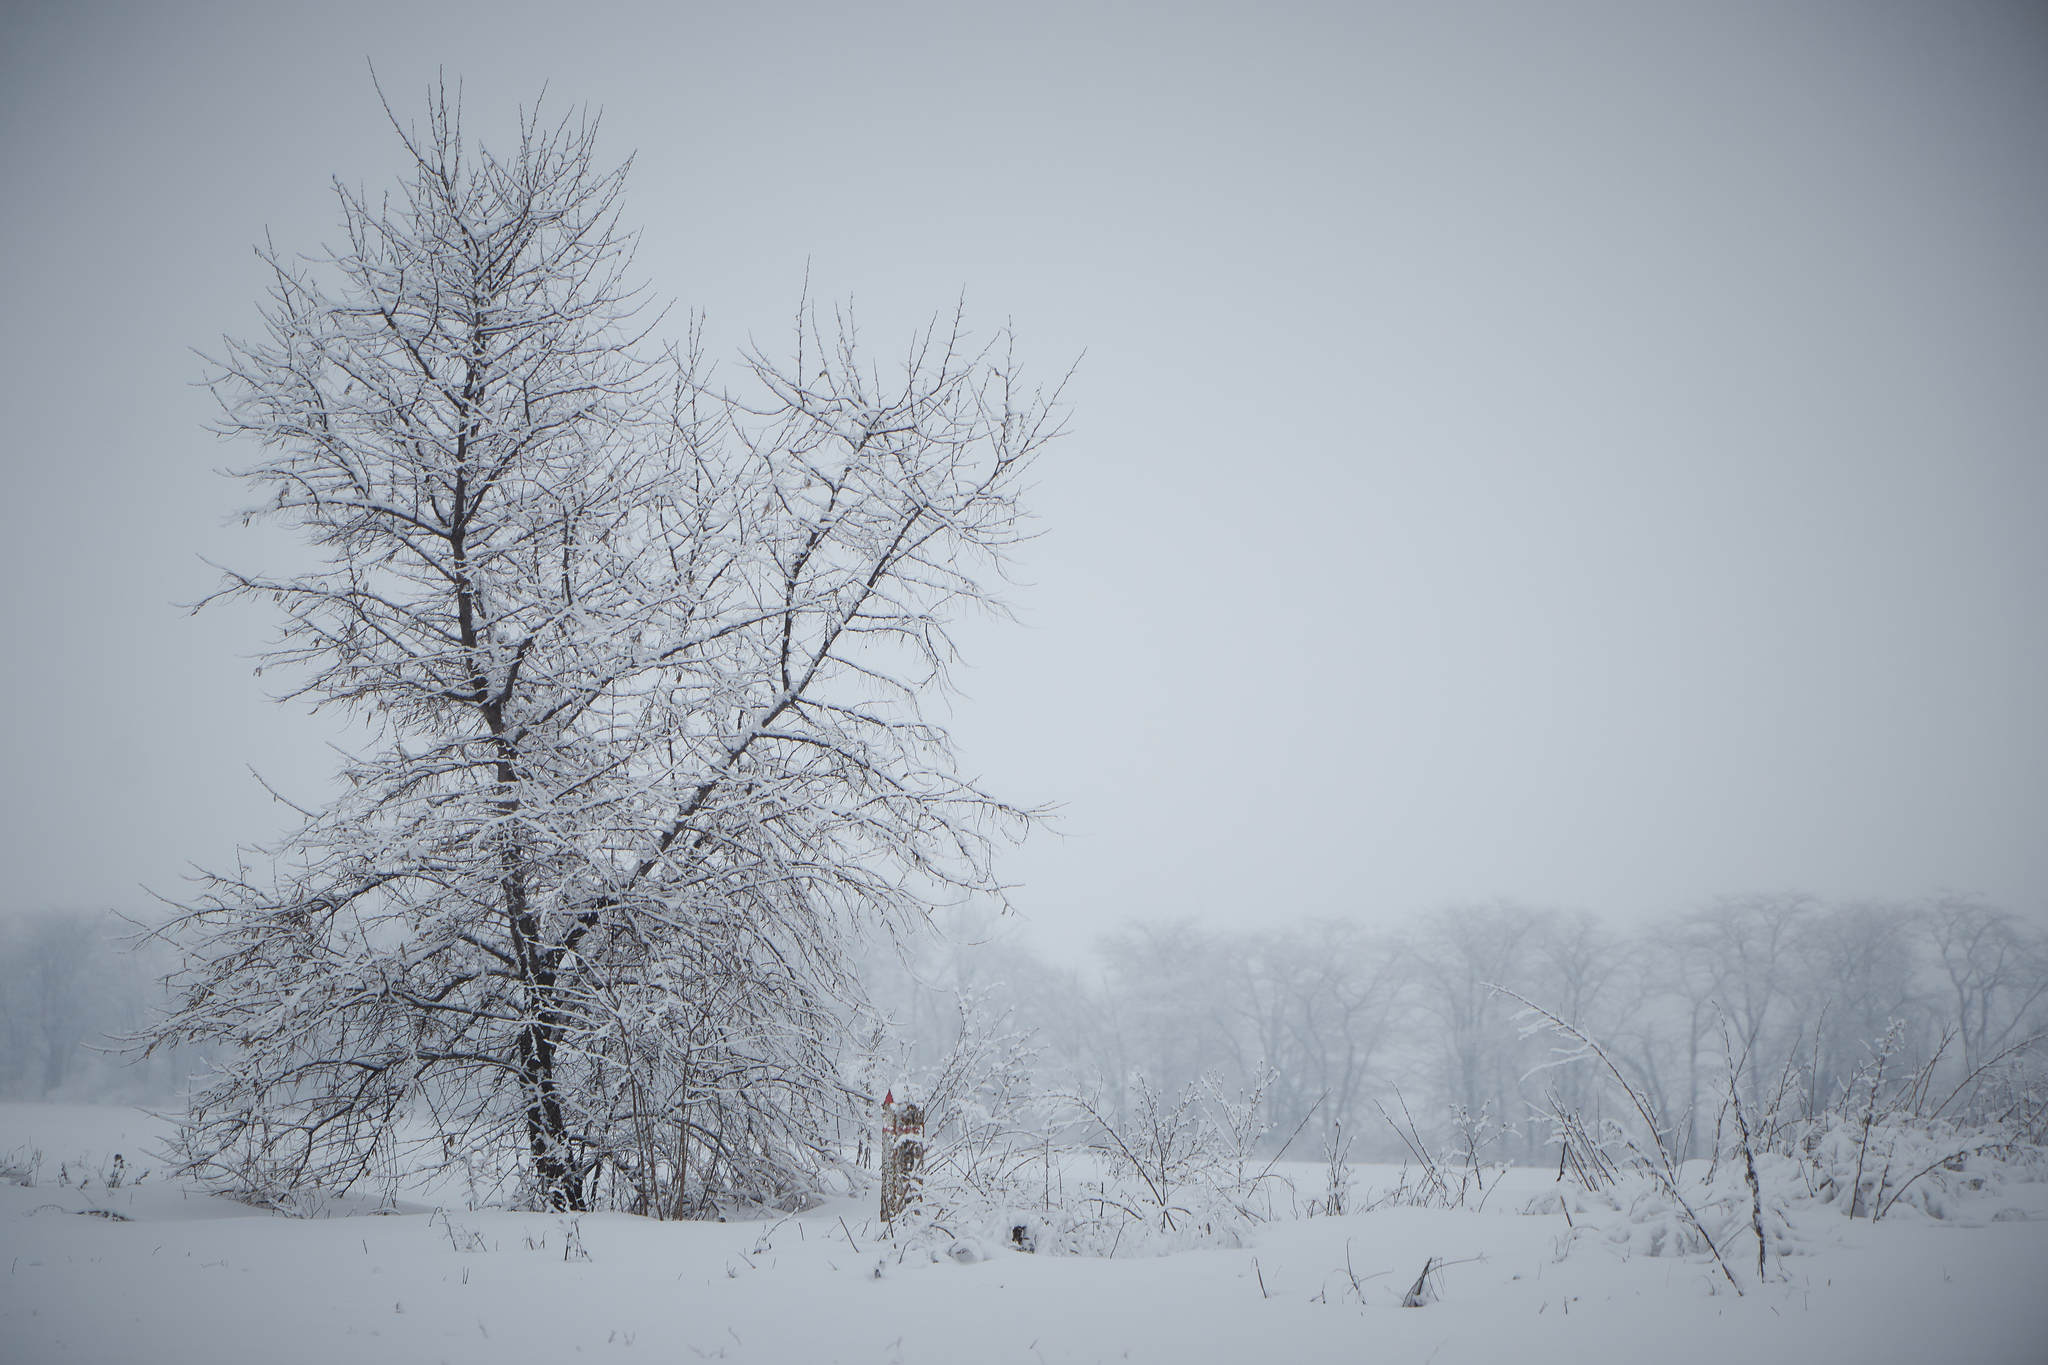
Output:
top-left (13, 896), bottom-right (2045, 1172)
top-left (871, 894), bottom-right (2048, 1163)
top-left (0, 910), bottom-right (200, 1101)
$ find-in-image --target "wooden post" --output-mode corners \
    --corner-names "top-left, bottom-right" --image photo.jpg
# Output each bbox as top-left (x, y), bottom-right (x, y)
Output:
top-left (880, 1092), bottom-right (925, 1224)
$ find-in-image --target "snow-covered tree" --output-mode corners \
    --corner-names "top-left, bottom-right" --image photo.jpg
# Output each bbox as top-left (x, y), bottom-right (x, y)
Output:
top-left (147, 86), bottom-right (1060, 1213)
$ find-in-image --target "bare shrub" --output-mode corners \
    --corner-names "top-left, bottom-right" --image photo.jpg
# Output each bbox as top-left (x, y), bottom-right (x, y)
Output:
top-left (1366, 1089), bottom-right (1510, 1212)
top-left (1057, 1069), bottom-right (1278, 1253)
top-left (1498, 985), bottom-right (1746, 1293)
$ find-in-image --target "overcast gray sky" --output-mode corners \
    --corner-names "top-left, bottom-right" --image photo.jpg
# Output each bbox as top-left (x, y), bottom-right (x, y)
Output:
top-left (2, 0), bottom-right (2043, 952)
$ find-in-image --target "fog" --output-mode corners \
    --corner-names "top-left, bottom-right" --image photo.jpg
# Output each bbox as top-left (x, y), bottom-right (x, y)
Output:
top-left (3, 1), bottom-right (2045, 964)
top-left (8, 895), bottom-right (2045, 1178)
top-left (867, 892), bottom-right (2048, 1162)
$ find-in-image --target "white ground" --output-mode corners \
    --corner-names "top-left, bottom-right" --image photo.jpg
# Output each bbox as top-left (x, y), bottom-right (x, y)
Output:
top-left (4, 1103), bottom-right (2046, 1364)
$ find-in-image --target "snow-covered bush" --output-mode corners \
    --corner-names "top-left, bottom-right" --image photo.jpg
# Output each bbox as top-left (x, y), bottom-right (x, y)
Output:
top-left (1503, 987), bottom-right (1771, 1291)
top-left (907, 995), bottom-right (1044, 1207)
top-left (1789, 1029), bottom-right (2048, 1223)
top-left (863, 993), bottom-right (1062, 1256)
top-left (1050, 1068), bottom-right (1280, 1254)
top-left (1537, 1158), bottom-right (1807, 1268)
top-left (1, 1144), bottom-right (43, 1187)
top-left (1509, 983), bottom-right (2048, 1293)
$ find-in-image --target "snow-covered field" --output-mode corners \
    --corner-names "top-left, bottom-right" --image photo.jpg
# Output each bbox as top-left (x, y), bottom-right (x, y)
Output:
top-left (5, 1103), bottom-right (2047, 1364)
